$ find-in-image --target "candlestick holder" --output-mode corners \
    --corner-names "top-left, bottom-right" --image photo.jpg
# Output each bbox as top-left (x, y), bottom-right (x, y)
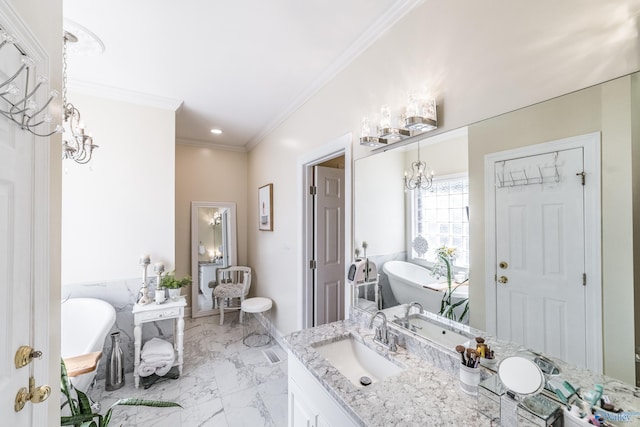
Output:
top-left (138, 255), bottom-right (152, 305)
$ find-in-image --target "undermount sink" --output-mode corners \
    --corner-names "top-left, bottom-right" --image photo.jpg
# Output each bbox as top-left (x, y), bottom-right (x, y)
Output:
top-left (312, 335), bottom-right (406, 387)
top-left (393, 314), bottom-right (473, 350)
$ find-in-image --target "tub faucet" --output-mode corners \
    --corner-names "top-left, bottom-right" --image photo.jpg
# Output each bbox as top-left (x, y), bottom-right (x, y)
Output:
top-left (369, 311), bottom-right (389, 347)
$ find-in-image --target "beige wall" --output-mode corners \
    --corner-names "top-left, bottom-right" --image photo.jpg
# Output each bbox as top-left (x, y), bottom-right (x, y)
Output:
top-left (9, 1), bottom-right (63, 423)
top-left (175, 144), bottom-right (248, 307)
top-left (468, 76), bottom-right (636, 384)
top-left (62, 93), bottom-right (176, 284)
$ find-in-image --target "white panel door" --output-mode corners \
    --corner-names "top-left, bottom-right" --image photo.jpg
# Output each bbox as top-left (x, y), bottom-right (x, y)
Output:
top-left (0, 45), bottom-right (36, 422)
top-left (495, 148), bottom-right (586, 367)
top-left (314, 166), bottom-right (345, 326)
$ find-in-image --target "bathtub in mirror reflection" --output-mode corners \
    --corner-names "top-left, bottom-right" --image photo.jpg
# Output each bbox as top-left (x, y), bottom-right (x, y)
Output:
top-left (383, 260), bottom-right (468, 323)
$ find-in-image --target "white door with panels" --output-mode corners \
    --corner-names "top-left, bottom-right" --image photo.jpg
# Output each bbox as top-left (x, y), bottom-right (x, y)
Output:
top-left (494, 148), bottom-right (587, 367)
top-left (313, 166), bottom-right (345, 326)
top-left (0, 13), bottom-right (51, 424)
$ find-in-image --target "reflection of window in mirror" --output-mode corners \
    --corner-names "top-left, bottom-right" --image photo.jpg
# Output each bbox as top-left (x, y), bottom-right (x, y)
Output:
top-left (409, 173), bottom-right (469, 268)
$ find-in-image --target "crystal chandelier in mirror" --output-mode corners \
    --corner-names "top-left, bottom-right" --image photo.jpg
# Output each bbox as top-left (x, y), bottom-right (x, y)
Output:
top-left (61, 31), bottom-right (98, 164)
top-left (404, 142), bottom-right (434, 191)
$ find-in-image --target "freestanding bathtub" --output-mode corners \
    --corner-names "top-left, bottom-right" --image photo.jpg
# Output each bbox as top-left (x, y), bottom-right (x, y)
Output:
top-left (61, 298), bottom-right (116, 393)
top-left (383, 260), bottom-right (468, 319)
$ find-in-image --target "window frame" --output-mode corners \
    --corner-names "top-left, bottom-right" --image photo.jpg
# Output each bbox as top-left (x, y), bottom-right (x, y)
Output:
top-left (405, 172), bottom-right (469, 272)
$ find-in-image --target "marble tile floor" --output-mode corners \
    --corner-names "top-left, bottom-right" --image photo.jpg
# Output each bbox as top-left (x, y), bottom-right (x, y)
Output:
top-left (91, 313), bottom-right (289, 426)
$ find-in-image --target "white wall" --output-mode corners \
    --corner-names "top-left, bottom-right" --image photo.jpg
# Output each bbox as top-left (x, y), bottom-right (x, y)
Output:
top-left (354, 150), bottom-right (405, 255)
top-left (62, 92), bottom-right (176, 284)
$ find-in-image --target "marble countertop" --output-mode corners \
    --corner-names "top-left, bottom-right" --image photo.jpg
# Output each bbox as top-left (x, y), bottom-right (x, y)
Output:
top-left (284, 320), bottom-right (494, 426)
top-left (284, 306), bottom-right (640, 426)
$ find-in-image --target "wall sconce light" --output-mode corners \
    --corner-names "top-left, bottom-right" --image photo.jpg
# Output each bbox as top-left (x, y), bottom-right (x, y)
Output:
top-left (404, 142), bottom-right (434, 191)
top-left (360, 93), bottom-right (438, 149)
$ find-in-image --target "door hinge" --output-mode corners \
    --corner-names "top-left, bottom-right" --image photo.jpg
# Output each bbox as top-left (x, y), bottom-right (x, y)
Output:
top-left (494, 274), bottom-right (497, 282)
top-left (583, 273), bottom-right (587, 286)
top-left (310, 186), bottom-right (317, 195)
top-left (310, 260), bottom-right (317, 269)
top-left (576, 171), bottom-right (585, 185)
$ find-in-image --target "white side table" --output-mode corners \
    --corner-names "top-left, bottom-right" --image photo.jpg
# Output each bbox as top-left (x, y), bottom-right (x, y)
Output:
top-left (132, 296), bottom-right (187, 388)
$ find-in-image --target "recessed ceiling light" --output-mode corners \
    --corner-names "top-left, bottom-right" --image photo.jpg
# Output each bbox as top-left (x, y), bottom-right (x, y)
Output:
top-left (210, 128), bottom-right (222, 134)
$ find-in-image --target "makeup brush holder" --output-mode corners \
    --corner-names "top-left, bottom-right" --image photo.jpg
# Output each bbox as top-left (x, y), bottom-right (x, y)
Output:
top-left (459, 364), bottom-right (481, 395)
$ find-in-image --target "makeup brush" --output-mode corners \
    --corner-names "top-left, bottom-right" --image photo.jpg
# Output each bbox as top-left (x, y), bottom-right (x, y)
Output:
top-left (467, 349), bottom-right (476, 367)
top-left (455, 345), bottom-right (466, 365)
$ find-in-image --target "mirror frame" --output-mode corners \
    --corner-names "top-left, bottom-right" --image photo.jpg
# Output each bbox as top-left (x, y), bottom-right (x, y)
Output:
top-left (190, 201), bottom-right (238, 318)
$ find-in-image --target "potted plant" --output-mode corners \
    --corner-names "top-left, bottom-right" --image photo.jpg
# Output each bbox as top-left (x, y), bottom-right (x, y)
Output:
top-left (160, 271), bottom-right (191, 300)
top-left (61, 359), bottom-right (180, 426)
top-left (431, 246), bottom-right (469, 323)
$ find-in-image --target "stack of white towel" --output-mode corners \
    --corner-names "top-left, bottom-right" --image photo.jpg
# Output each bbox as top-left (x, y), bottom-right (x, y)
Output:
top-left (138, 338), bottom-right (175, 377)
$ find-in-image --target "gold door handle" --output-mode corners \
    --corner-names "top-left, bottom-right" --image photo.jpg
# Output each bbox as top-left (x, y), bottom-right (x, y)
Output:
top-left (14, 376), bottom-right (50, 412)
top-left (497, 276), bottom-right (509, 284)
top-left (499, 261), bottom-right (508, 269)
top-left (14, 346), bottom-right (43, 369)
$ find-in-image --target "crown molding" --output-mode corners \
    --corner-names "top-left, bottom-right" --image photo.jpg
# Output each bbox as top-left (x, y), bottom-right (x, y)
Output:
top-left (245, 0), bottom-right (423, 151)
top-left (67, 79), bottom-right (183, 112)
top-left (176, 137), bottom-right (247, 153)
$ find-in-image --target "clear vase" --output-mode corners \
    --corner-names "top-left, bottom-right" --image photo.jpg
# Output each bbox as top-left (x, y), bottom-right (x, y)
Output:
top-left (105, 332), bottom-right (125, 391)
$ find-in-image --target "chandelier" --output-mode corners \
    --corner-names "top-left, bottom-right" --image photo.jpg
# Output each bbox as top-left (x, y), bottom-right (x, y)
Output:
top-left (61, 31), bottom-right (98, 164)
top-left (404, 142), bottom-right (434, 191)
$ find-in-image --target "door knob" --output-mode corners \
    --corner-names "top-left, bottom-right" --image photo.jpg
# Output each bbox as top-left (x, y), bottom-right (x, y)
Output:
top-left (14, 377), bottom-right (50, 412)
top-left (499, 261), bottom-right (508, 269)
top-left (497, 276), bottom-right (509, 284)
top-left (14, 346), bottom-right (43, 369)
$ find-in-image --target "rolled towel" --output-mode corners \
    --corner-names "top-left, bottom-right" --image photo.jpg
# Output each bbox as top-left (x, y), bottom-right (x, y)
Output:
top-left (138, 360), bottom-right (158, 377)
top-left (141, 338), bottom-right (174, 358)
top-left (139, 338), bottom-right (175, 377)
top-left (138, 358), bottom-right (173, 377)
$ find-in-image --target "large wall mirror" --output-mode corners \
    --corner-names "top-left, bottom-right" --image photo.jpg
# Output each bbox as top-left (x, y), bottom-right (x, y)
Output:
top-left (191, 201), bottom-right (238, 318)
top-left (354, 129), bottom-right (469, 316)
top-left (354, 71), bottom-right (640, 386)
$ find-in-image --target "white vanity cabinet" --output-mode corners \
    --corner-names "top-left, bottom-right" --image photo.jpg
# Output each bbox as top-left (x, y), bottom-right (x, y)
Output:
top-left (287, 351), bottom-right (359, 427)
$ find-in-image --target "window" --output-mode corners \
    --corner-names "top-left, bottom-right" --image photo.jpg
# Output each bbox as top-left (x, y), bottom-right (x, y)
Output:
top-left (409, 174), bottom-right (469, 268)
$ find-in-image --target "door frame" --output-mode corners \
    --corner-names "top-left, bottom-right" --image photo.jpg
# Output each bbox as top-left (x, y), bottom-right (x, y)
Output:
top-left (297, 133), bottom-right (352, 330)
top-left (0, 3), bottom-right (54, 424)
top-left (484, 132), bottom-right (602, 372)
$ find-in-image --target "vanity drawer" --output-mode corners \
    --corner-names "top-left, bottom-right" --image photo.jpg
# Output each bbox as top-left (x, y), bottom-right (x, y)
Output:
top-left (136, 307), bottom-right (181, 322)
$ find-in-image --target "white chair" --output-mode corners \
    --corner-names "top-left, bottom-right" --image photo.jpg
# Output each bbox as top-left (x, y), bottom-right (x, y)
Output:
top-left (213, 266), bottom-right (252, 325)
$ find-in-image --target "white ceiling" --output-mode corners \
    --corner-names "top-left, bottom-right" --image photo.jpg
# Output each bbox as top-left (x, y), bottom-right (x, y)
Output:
top-left (62, 0), bottom-right (421, 150)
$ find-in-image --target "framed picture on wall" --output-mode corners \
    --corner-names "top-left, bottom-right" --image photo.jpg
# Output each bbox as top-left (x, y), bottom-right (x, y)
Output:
top-left (258, 183), bottom-right (273, 231)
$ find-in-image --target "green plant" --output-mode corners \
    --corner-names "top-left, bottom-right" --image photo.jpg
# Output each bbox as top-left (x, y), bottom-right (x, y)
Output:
top-left (431, 246), bottom-right (469, 322)
top-left (60, 359), bottom-right (180, 427)
top-left (160, 272), bottom-right (192, 289)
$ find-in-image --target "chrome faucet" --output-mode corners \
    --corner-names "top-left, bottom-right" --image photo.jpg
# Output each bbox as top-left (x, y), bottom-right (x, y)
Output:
top-left (404, 301), bottom-right (423, 322)
top-left (369, 311), bottom-right (397, 350)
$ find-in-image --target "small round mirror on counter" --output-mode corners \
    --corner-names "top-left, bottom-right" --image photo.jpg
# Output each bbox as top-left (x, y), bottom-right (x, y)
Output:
top-left (498, 356), bottom-right (545, 396)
